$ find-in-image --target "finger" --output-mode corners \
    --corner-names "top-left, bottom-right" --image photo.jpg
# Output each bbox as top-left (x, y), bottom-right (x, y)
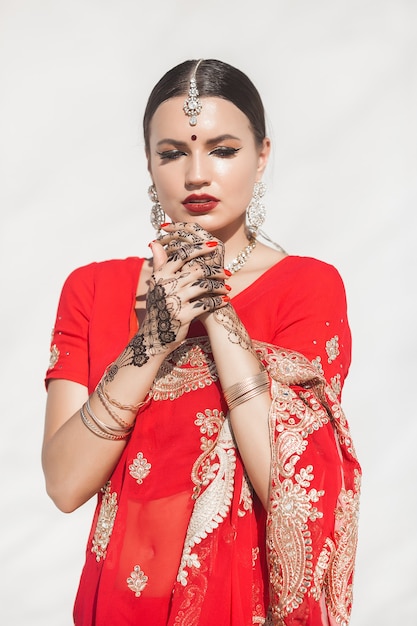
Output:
top-left (149, 240), bottom-right (168, 272)
top-left (164, 242), bottom-right (222, 272)
top-left (191, 295), bottom-right (230, 313)
top-left (190, 278), bottom-right (227, 292)
top-left (184, 259), bottom-right (225, 278)
top-left (158, 222), bottom-right (221, 246)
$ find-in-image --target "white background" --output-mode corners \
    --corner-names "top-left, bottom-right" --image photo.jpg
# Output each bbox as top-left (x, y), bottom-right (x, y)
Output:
top-left (1, 1), bottom-right (416, 624)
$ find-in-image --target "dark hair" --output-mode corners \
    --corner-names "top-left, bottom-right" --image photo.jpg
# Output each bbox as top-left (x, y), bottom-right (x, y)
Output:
top-left (143, 59), bottom-right (266, 151)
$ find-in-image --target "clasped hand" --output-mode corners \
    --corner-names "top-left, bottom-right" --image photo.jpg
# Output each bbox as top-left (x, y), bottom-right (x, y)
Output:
top-left (140, 222), bottom-right (230, 356)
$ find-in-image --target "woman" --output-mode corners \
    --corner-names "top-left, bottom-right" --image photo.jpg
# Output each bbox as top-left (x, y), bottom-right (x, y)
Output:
top-left (42, 59), bottom-right (361, 625)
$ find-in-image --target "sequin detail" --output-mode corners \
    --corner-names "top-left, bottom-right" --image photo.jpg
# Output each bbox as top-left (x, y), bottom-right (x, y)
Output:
top-left (331, 373), bottom-right (342, 397)
top-left (150, 339), bottom-right (217, 401)
top-left (91, 482), bottom-right (118, 561)
top-left (127, 565), bottom-right (148, 597)
top-left (129, 452), bottom-right (151, 485)
top-left (326, 335), bottom-right (340, 363)
top-left (48, 343), bottom-right (60, 369)
top-left (311, 355), bottom-right (324, 375)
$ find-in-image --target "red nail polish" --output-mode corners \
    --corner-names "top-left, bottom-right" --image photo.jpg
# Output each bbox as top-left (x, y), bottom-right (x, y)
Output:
top-left (224, 268), bottom-right (232, 277)
top-left (225, 284), bottom-right (232, 291)
top-left (206, 241), bottom-right (218, 248)
top-left (160, 222), bottom-right (170, 228)
top-left (222, 295), bottom-right (230, 302)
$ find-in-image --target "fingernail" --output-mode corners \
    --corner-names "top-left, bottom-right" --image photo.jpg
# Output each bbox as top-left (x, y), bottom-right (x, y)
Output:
top-left (222, 295), bottom-right (230, 302)
top-left (148, 242), bottom-right (153, 249)
top-left (160, 222), bottom-right (170, 228)
top-left (224, 269), bottom-right (232, 277)
top-left (205, 241), bottom-right (218, 248)
top-left (225, 284), bottom-right (232, 291)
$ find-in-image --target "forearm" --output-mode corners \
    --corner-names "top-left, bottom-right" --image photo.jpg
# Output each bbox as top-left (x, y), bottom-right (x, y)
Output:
top-left (42, 347), bottom-right (167, 513)
top-left (202, 305), bottom-right (272, 508)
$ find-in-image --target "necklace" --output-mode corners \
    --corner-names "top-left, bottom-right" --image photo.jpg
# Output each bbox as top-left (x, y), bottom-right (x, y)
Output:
top-left (225, 237), bottom-right (257, 274)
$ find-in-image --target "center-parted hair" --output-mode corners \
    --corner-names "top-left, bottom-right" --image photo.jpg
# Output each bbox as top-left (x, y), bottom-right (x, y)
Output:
top-left (143, 59), bottom-right (266, 151)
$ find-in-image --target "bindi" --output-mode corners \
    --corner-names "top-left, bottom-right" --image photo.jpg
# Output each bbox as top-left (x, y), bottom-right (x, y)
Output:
top-left (191, 134), bottom-right (197, 141)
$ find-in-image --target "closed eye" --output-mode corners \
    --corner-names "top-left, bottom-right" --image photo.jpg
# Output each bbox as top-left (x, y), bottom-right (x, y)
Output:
top-left (209, 147), bottom-right (241, 158)
top-left (156, 150), bottom-right (186, 161)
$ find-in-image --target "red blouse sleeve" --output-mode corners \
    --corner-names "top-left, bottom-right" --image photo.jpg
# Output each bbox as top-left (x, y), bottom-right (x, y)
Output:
top-left (272, 258), bottom-right (351, 398)
top-left (45, 263), bottom-right (96, 388)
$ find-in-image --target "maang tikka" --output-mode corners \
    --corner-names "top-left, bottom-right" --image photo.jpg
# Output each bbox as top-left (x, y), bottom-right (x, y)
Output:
top-left (183, 59), bottom-right (203, 126)
top-left (246, 181), bottom-right (267, 235)
top-left (148, 184), bottom-right (165, 231)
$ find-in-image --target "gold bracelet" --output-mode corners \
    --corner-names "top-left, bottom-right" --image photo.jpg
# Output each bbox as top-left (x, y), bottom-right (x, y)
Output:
top-left (100, 379), bottom-right (146, 412)
top-left (80, 404), bottom-right (130, 441)
top-left (223, 370), bottom-right (270, 411)
top-left (85, 398), bottom-right (132, 435)
top-left (96, 383), bottom-right (134, 430)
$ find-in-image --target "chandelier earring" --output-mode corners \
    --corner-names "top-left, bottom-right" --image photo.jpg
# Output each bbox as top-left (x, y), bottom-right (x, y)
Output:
top-left (246, 181), bottom-right (266, 236)
top-left (148, 184), bottom-right (165, 231)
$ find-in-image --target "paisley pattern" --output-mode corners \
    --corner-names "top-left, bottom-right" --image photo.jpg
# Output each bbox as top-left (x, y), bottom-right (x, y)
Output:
top-left (261, 342), bottom-right (361, 625)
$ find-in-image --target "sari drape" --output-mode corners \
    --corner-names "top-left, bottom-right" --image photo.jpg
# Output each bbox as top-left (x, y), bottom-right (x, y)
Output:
top-left (46, 255), bottom-right (360, 625)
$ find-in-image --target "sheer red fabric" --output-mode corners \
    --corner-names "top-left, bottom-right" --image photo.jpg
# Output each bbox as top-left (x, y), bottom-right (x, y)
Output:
top-left (46, 255), bottom-right (360, 625)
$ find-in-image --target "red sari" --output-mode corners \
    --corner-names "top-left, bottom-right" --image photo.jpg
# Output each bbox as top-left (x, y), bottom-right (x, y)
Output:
top-left (46, 255), bottom-right (360, 625)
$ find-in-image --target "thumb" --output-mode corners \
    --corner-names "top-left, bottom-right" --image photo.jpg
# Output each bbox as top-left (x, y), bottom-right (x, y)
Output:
top-left (149, 240), bottom-right (168, 271)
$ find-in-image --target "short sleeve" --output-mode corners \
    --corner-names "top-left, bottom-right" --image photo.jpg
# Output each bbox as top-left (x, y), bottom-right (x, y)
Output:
top-left (45, 263), bottom-right (96, 388)
top-left (272, 259), bottom-right (351, 398)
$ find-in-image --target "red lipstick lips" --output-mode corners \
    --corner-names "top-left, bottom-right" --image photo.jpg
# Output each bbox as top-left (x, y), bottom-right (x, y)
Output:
top-left (182, 194), bottom-right (219, 214)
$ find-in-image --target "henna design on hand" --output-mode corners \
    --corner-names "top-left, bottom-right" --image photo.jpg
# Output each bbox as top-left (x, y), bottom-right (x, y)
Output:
top-left (110, 275), bottom-right (183, 371)
top-left (192, 295), bottom-right (227, 312)
top-left (159, 222), bottom-right (225, 276)
top-left (213, 305), bottom-right (254, 352)
top-left (191, 278), bottom-right (224, 291)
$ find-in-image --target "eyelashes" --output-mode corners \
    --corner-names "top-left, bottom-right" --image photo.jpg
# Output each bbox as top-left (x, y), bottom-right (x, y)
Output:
top-left (156, 147), bottom-right (241, 161)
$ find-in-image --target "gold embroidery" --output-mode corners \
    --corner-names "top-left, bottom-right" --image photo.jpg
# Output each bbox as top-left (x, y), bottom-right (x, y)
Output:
top-left (238, 474), bottom-right (254, 517)
top-left (127, 564), bottom-right (148, 597)
top-left (270, 382), bottom-right (329, 479)
top-left (331, 373), bottom-right (342, 396)
top-left (326, 335), bottom-right (340, 363)
top-left (191, 408), bottom-right (225, 498)
top-left (327, 470), bottom-right (361, 624)
top-left (268, 465), bottom-right (325, 620)
top-left (311, 538), bottom-right (334, 601)
top-left (48, 344), bottom-right (60, 369)
top-left (150, 339), bottom-right (218, 401)
top-left (261, 341), bottom-right (361, 624)
top-left (129, 452), bottom-right (151, 485)
top-left (177, 415), bottom-right (236, 586)
top-left (91, 481), bottom-right (118, 562)
top-left (252, 546), bottom-right (260, 567)
top-left (312, 355), bottom-right (324, 374)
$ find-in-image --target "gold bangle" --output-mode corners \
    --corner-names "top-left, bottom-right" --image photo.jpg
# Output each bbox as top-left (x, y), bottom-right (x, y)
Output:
top-left (223, 370), bottom-right (270, 411)
top-left (101, 380), bottom-right (146, 412)
top-left (80, 404), bottom-right (130, 441)
top-left (96, 383), bottom-right (134, 430)
top-left (85, 398), bottom-right (132, 435)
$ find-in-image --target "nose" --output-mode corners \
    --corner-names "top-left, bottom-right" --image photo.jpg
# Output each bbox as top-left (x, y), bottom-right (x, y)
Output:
top-left (185, 152), bottom-right (210, 189)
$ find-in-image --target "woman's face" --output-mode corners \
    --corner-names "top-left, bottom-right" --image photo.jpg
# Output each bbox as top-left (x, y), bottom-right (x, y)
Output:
top-left (147, 96), bottom-right (270, 238)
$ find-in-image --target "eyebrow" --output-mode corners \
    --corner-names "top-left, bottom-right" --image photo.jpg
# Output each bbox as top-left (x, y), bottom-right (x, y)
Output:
top-left (156, 134), bottom-right (241, 148)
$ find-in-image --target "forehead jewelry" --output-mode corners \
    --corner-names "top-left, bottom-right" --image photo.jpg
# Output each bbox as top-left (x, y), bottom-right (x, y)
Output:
top-left (183, 59), bottom-right (203, 126)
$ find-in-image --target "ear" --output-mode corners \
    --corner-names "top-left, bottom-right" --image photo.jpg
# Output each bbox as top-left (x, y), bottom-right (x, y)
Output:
top-left (256, 137), bottom-right (271, 180)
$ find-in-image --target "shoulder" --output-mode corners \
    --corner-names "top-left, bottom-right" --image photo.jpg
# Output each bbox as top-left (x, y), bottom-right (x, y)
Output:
top-left (279, 255), bottom-right (343, 279)
top-left (274, 255), bottom-right (347, 296)
top-left (63, 257), bottom-right (144, 288)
